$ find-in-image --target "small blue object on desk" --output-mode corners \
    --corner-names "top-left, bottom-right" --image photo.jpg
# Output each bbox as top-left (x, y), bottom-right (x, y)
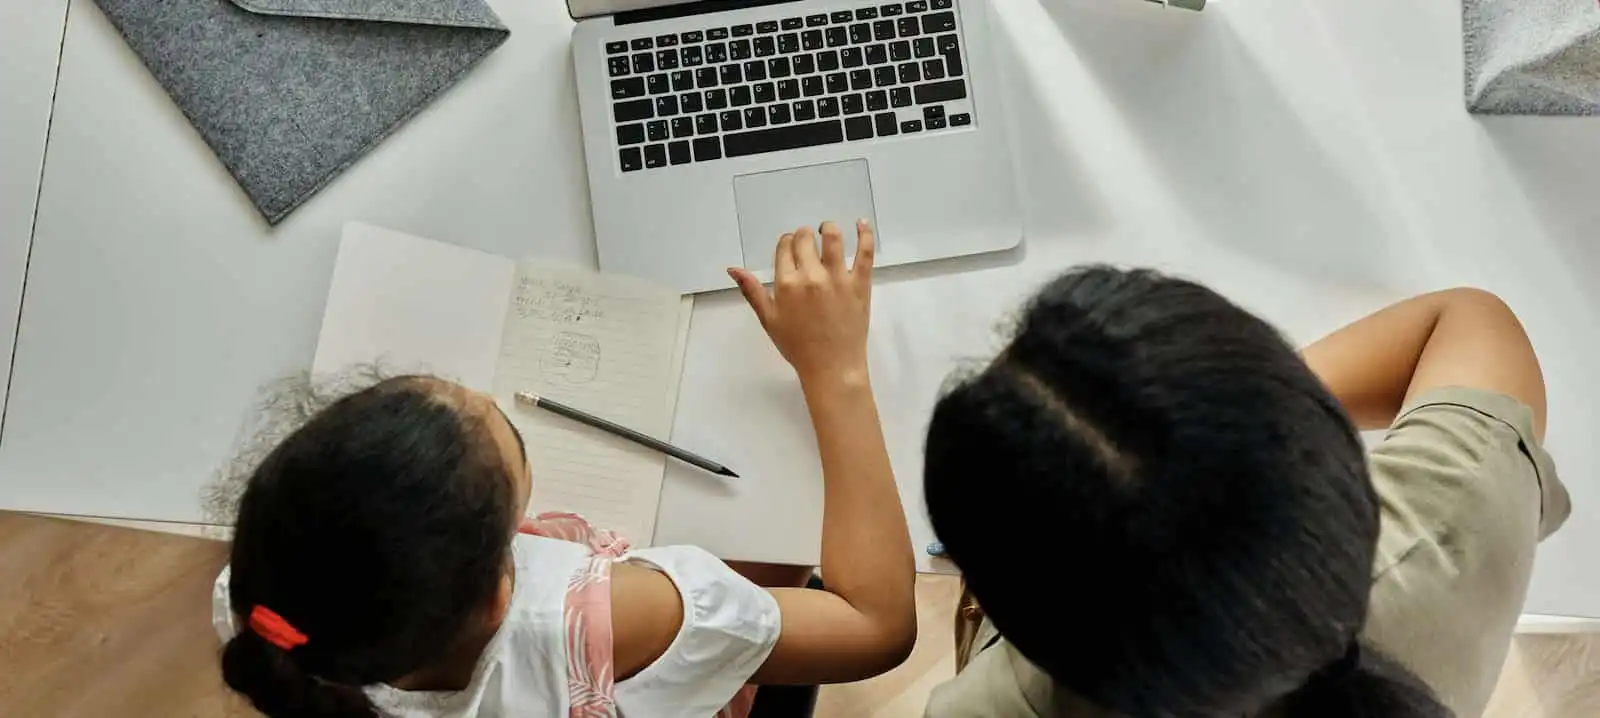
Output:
top-left (927, 541), bottom-right (946, 557)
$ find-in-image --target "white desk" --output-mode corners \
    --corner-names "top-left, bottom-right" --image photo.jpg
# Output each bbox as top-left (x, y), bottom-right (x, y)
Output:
top-left (0, 0), bottom-right (70, 429)
top-left (3, 0), bottom-right (1597, 618)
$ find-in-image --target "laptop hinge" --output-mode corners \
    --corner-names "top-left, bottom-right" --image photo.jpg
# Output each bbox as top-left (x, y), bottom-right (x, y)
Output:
top-left (616, 0), bottom-right (806, 26)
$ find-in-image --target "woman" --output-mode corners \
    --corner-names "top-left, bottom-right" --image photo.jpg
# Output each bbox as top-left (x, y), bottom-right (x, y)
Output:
top-left (213, 221), bottom-right (916, 717)
top-left (923, 267), bottom-right (1569, 717)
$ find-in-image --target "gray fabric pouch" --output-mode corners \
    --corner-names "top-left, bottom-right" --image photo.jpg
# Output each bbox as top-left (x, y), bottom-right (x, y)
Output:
top-left (91, 0), bottom-right (510, 223)
top-left (1464, 0), bottom-right (1600, 115)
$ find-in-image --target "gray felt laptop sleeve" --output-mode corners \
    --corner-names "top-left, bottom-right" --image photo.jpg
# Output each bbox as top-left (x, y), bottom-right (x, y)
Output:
top-left (92, 0), bottom-right (510, 224)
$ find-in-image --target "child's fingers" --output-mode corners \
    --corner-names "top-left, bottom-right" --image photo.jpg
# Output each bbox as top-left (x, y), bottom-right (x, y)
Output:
top-left (853, 219), bottom-right (876, 285)
top-left (819, 221), bottom-right (846, 270)
top-left (728, 268), bottom-right (774, 327)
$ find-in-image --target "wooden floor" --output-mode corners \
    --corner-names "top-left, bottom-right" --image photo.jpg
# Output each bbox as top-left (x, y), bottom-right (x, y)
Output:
top-left (4, 513), bottom-right (1597, 717)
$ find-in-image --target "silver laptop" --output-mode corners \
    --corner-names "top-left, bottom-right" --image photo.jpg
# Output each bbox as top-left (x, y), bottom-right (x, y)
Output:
top-left (571, 0), bottom-right (1020, 293)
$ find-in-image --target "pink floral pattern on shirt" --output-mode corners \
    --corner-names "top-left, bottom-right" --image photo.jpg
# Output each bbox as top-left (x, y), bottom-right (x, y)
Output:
top-left (520, 513), bottom-right (757, 718)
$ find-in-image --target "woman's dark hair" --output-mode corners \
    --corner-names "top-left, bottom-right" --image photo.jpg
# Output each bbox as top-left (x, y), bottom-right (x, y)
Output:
top-left (221, 376), bottom-right (517, 717)
top-left (924, 267), bottom-right (1452, 717)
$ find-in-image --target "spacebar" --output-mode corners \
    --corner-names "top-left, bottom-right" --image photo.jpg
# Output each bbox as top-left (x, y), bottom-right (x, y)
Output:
top-left (724, 121), bottom-right (845, 158)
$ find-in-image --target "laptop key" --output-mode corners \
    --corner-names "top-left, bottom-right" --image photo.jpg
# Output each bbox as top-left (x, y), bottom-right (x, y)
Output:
top-left (721, 64), bottom-right (743, 85)
top-left (817, 50), bottom-right (841, 72)
top-left (683, 30), bottom-right (705, 43)
top-left (915, 38), bottom-right (936, 58)
top-left (832, 11), bottom-right (855, 23)
top-left (850, 23), bottom-right (871, 44)
top-left (681, 46), bottom-right (703, 66)
top-left (681, 92), bottom-right (703, 113)
top-left (924, 105), bottom-right (945, 121)
top-left (938, 33), bottom-right (960, 53)
top-left (721, 110), bottom-right (743, 131)
top-left (633, 53), bottom-right (655, 74)
top-left (927, 116), bottom-right (948, 130)
top-left (845, 115), bottom-right (874, 140)
top-left (656, 34), bottom-right (678, 47)
top-left (850, 69), bottom-right (873, 91)
top-left (794, 99), bottom-right (817, 121)
top-left (620, 147), bottom-right (643, 171)
top-left (696, 67), bottom-right (719, 88)
top-left (769, 57), bottom-right (792, 78)
top-left (867, 44), bottom-right (889, 65)
top-left (898, 17), bottom-right (920, 37)
top-left (706, 88), bottom-right (729, 109)
top-left (779, 33), bottom-right (800, 54)
top-left (753, 82), bottom-right (776, 104)
top-left (668, 140), bottom-right (692, 165)
top-left (923, 59), bottom-right (946, 80)
top-left (769, 103), bottom-right (792, 125)
top-left (945, 47), bottom-right (965, 76)
top-left (631, 37), bottom-right (654, 51)
top-left (923, 11), bottom-right (957, 33)
top-left (730, 39), bottom-right (753, 60)
top-left (802, 30), bottom-right (824, 51)
top-left (826, 72), bottom-right (849, 94)
top-left (874, 20), bottom-right (896, 41)
top-left (881, 4), bottom-right (905, 17)
top-left (705, 42), bottom-right (728, 63)
top-left (755, 37), bottom-right (776, 57)
top-left (671, 116), bottom-right (694, 138)
top-left (609, 57), bottom-right (631, 77)
top-left (657, 50), bottom-right (679, 69)
top-left (614, 98), bottom-right (654, 122)
top-left (724, 120), bottom-right (845, 157)
top-left (782, 17), bottom-right (804, 30)
top-left (907, 0), bottom-right (930, 11)
top-left (672, 70), bottom-right (694, 92)
top-left (891, 86), bottom-right (913, 107)
top-left (696, 113), bottom-right (719, 135)
top-left (874, 66), bottom-right (896, 87)
top-left (709, 28), bottom-right (730, 41)
top-left (950, 112), bottom-right (972, 126)
top-left (758, 21), bottom-right (780, 33)
top-left (730, 85), bottom-right (753, 106)
top-left (856, 7), bottom-right (879, 20)
top-left (934, 0), bottom-right (953, 7)
top-left (744, 107), bottom-right (767, 128)
top-left (827, 26), bottom-right (849, 47)
top-left (807, 14), bottom-right (828, 27)
top-left (802, 75), bottom-right (824, 97)
top-left (693, 136), bottom-right (722, 161)
top-left (744, 60), bottom-right (767, 81)
top-left (646, 73), bottom-right (669, 95)
top-left (898, 62), bottom-right (921, 84)
top-left (793, 54), bottom-right (815, 75)
top-left (842, 93), bottom-right (865, 114)
top-left (732, 24), bottom-right (755, 37)
top-left (890, 40), bottom-right (912, 61)
top-left (656, 95), bottom-right (679, 116)
top-left (875, 111), bottom-right (900, 136)
top-left (617, 122), bottom-right (646, 145)
top-left (902, 119), bottom-right (923, 133)
top-left (914, 79), bottom-right (966, 104)
top-left (817, 96), bottom-right (840, 117)
top-left (644, 143), bottom-right (668, 168)
top-left (842, 47), bottom-right (864, 67)
top-left (607, 41), bottom-right (629, 55)
top-left (867, 89), bottom-right (888, 111)
top-left (612, 77), bottom-right (646, 99)
top-left (778, 79), bottom-right (800, 100)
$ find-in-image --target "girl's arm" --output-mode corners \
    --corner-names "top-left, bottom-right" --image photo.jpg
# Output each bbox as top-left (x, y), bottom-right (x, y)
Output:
top-left (1301, 288), bottom-right (1546, 438)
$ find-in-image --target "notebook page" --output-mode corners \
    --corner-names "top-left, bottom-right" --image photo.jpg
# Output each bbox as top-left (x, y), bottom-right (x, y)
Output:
top-left (491, 262), bottom-right (692, 546)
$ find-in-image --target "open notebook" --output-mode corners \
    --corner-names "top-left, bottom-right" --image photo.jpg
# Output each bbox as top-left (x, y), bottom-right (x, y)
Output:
top-left (311, 223), bottom-right (693, 545)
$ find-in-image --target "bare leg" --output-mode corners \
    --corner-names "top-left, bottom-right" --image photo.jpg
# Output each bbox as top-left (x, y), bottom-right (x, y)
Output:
top-left (727, 560), bottom-right (815, 588)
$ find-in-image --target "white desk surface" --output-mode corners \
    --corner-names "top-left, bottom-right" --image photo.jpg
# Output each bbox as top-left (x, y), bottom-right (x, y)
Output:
top-left (0, 0), bottom-right (70, 431)
top-left (3, 0), bottom-right (1597, 617)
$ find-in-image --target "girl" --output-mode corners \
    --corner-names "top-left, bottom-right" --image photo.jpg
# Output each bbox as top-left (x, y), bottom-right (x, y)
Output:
top-left (214, 221), bottom-right (917, 717)
top-left (923, 268), bottom-right (1568, 717)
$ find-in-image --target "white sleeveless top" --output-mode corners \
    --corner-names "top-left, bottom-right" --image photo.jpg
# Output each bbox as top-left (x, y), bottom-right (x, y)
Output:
top-left (213, 527), bottom-right (782, 717)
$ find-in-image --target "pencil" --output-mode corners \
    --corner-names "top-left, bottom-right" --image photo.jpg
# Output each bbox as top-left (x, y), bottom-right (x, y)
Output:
top-left (514, 392), bottom-right (739, 478)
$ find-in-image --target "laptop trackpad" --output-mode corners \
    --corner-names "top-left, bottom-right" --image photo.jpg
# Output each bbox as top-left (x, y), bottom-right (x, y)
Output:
top-left (733, 159), bottom-right (878, 269)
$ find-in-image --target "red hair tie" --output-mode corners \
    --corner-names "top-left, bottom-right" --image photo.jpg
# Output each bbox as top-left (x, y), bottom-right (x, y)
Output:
top-left (249, 605), bottom-right (309, 651)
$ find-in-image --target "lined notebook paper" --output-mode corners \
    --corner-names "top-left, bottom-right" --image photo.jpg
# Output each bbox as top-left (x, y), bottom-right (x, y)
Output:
top-left (312, 223), bottom-right (693, 546)
top-left (491, 263), bottom-right (693, 545)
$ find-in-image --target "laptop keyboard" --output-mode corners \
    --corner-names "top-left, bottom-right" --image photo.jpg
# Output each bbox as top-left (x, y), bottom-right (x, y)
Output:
top-left (605, 0), bottom-right (973, 173)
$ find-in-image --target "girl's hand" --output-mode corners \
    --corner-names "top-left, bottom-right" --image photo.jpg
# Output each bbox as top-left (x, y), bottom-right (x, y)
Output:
top-left (729, 220), bottom-right (876, 389)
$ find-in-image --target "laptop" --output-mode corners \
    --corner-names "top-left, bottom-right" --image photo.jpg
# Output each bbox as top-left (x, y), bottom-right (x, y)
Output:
top-left (571, 0), bottom-right (1020, 294)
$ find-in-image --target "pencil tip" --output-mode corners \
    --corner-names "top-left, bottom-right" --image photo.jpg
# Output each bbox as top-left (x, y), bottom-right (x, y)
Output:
top-left (719, 467), bottom-right (740, 478)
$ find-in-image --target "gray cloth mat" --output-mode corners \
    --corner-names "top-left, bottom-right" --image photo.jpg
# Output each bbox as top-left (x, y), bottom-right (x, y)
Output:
top-left (1464, 0), bottom-right (1600, 115)
top-left (92, 0), bottom-right (509, 223)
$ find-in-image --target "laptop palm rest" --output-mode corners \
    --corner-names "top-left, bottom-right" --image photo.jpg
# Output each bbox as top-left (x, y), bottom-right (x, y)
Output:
top-left (733, 159), bottom-right (878, 268)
